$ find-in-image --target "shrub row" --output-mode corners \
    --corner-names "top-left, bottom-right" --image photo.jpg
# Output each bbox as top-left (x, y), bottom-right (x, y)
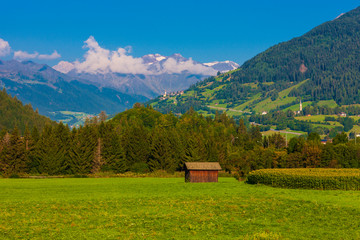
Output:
top-left (246, 168), bottom-right (360, 190)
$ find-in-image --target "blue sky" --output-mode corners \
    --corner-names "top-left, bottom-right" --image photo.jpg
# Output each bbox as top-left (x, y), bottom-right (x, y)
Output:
top-left (0, 0), bottom-right (358, 66)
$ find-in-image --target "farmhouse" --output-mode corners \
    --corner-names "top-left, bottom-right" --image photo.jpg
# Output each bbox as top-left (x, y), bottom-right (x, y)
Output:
top-left (338, 112), bottom-right (347, 117)
top-left (184, 162), bottom-right (222, 183)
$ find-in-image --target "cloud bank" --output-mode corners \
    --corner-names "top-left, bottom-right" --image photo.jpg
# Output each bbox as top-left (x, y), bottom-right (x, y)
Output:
top-left (162, 57), bottom-right (215, 75)
top-left (70, 36), bottom-right (216, 75)
top-left (0, 37), bottom-right (61, 61)
top-left (38, 50), bottom-right (61, 60)
top-left (14, 50), bottom-right (61, 61)
top-left (13, 51), bottom-right (39, 60)
top-left (74, 36), bottom-right (150, 74)
top-left (0, 38), bottom-right (11, 57)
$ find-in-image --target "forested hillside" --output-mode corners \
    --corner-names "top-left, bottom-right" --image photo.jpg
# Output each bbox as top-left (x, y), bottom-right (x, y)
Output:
top-left (226, 6), bottom-right (360, 105)
top-left (1, 105), bottom-right (360, 177)
top-left (0, 88), bottom-right (55, 133)
top-left (150, 6), bottom-right (360, 114)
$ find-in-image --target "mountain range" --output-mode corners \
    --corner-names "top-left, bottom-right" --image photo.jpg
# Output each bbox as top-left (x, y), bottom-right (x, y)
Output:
top-left (0, 54), bottom-right (238, 121)
top-left (0, 59), bottom-right (147, 116)
top-left (53, 53), bottom-right (238, 98)
top-left (150, 6), bottom-right (360, 116)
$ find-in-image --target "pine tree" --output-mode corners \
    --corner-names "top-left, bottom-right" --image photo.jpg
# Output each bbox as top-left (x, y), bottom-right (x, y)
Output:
top-left (1, 126), bottom-right (27, 175)
top-left (121, 118), bottom-right (150, 171)
top-left (148, 126), bottom-right (182, 172)
top-left (92, 138), bottom-right (103, 173)
top-left (101, 124), bottom-right (126, 173)
top-left (99, 111), bottom-right (107, 123)
top-left (68, 125), bottom-right (97, 174)
top-left (32, 125), bottom-right (67, 174)
top-left (183, 131), bottom-right (206, 162)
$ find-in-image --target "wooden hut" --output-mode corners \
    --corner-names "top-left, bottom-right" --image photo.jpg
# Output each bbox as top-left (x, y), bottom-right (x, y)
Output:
top-left (184, 162), bottom-right (222, 183)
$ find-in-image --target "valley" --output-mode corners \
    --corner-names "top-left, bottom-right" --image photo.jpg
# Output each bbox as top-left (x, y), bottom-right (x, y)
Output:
top-left (149, 7), bottom-right (360, 140)
top-left (2, 3), bottom-right (360, 239)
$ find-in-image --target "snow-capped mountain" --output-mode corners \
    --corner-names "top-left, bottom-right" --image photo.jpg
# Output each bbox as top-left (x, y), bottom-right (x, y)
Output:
top-left (142, 54), bottom-right (167, 65)
top-left (204, 61), bottom-right (239, 72)
top-left (53, 53), bottom-right (239, 98)
top-left (54, 53), bottom-right (238, 75)
top-left (53, 61), bottom-right (75, 74)
top-left (0, 59), bottom-right (147, 116)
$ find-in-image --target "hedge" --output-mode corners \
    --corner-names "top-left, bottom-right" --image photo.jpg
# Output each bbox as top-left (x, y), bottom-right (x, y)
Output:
top-left (246, 168), bottom-right (360, 190)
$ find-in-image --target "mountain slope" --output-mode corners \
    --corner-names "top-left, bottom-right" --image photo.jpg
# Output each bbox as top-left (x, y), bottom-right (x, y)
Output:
top-left (150, 6), bottom-right (360, 114)
top-left (0, 88), bottom-right (56, 133)
top-left (0, 60), bottom-right (148, 117)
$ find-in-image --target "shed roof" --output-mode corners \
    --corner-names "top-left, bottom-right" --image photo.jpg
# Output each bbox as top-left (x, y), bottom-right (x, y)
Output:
top-left (184, 162), bottom-right (222, 171)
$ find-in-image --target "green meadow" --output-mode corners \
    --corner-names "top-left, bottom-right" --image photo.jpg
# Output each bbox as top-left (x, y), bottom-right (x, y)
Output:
top-left (1, 177), bottom-right (360, 239)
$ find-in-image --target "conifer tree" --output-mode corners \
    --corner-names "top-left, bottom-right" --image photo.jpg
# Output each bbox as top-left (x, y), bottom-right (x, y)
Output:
top-left (92, 138), bottom-right (103, 173)
top-left (148, 126), bottom-right (182, 172)
top-left (121, 118), bottom-right (150, 171)
top-left (32, 124), bottom-right (68, 174)
top-left (68, 125), bottom-right (97, 174)
top-left (1, 126), bottom-right (27, 175)
top-left (101, 124), bottom-right (126, 172)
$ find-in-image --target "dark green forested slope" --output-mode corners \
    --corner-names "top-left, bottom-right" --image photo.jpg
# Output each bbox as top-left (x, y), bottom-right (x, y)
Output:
top-left (151, 6), bottom-right (360, 113)
top-left (0, 88), bottom-right (55, 133)
top-left (225, 6), bottom-right (360, 105)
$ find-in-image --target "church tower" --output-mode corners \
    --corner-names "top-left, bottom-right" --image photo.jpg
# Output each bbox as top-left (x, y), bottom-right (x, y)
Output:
top-left (299, 99), bottom-right (303, 112)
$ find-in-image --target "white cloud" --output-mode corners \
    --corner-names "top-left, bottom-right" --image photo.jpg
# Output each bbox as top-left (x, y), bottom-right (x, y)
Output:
top-left (14, 50), bottom-right (61, 61)
top-left (38, 50), bottom-right (61, 60)
top-left (109, 47), bottom-right (151, 74)
top-left (72, 36), bottom-right (216, 75)
top-left (0, 38), bottom-right (11, 57)
top-left (74, 36), bottom-right (111, 74)
top-left (74, 36), bottom-right (150, 74)
top-left (13, 50), bottom-right (39, 60)
top-left (162, 57), bottom-right (216, 75)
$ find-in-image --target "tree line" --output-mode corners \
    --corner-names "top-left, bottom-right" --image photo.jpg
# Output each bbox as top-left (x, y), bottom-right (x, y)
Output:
top-left (1, 105), bottom-right (360, 177)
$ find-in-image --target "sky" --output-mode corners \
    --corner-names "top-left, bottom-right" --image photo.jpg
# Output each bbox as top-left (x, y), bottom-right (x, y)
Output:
top-left (0, 0), bottom-right (359, 67)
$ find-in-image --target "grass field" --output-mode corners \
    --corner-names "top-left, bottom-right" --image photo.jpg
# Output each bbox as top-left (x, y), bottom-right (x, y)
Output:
top-left (261, 130), bottom-right (305, 139)
top-left (1, 178), bottom-right (360, 239)
top-left (253, 79), bottom-right (309, 113)
top-left (294, 115), bottom-right (338, 122)
top-left (316, 100), bottom-right (338, 108)
top-left (50, 111), bottom-right (96, 128)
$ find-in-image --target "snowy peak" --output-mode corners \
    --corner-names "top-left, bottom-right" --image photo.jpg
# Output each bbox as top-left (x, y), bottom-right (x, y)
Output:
top-left (142, 54), bottom-right (166, 65)
top-left (53, 61), bottom-right (75, 74)
top-left (204, 61), bottom-right (239, 72)
top-left (53, 53), bottom-right (238, 76)
top-left (168, 53), bottom-right (187, 62)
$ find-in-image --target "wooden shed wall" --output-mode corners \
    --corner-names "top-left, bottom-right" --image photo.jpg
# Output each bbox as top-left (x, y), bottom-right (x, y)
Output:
top-left (185, 170), bottom-right (219, 182)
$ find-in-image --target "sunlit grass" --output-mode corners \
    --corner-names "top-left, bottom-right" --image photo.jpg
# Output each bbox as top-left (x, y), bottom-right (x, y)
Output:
top-left (1, 178), bottom-right (360, 239)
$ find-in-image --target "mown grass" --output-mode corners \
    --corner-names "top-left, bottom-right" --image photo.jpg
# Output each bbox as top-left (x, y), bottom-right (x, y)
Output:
top-left (284, 101), bottom-right (312, 111)
top-left (1, 178), bottom-right (360, 239)
top-left (294, 115), bottom-right (337, 122)
top-left (261, 130), bottom-right (304, 139)
top-left (233, 93), bottom-right (262, 111)
top-left (253, 79), bottom-right (309, 113)
top-left (316, 100), bottom-right (338, 108)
